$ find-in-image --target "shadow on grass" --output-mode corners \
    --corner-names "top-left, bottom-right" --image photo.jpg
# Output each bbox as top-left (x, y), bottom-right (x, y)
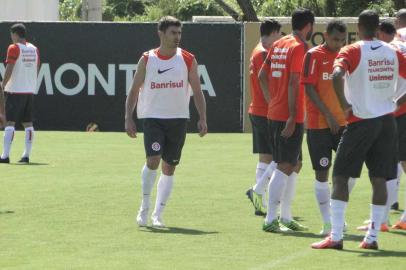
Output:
top-left (0, 210), bottom-right (15, 215)
top-left (10, 162), bottom-right (49, 166)
top-left (341, 248), bottom-right (406, 257)
top-left (388, 230), bottom-right (406, 236)
top-left (279, 231), bottom-right (364, 242)
top-left (140, 226), bottom-right (219, 235)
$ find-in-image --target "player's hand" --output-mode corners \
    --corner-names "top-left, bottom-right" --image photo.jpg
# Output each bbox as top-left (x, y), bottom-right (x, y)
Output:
top-left (197, 119), bottom-right (207, 137)
top-left (326, 113), bottom-right (340, 135)
top-left (344, 106), bottom-right (353, 119)
top-left (281, 117), bottom-right (296, 138)
top-left (125, 118), bottom-right (137, 138)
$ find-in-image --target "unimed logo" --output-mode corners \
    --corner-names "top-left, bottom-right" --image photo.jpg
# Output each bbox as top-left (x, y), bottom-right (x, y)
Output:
top-left (0, 63), bottom-right (217, 97)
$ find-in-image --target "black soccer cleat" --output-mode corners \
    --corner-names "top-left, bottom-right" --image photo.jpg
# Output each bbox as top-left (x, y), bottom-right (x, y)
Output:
top-left (0, 157), bottom-right (10, 163)
top-left (391, 202), bottom-right (399, 211)
top-left (18, 157), bottom-right (29, 163)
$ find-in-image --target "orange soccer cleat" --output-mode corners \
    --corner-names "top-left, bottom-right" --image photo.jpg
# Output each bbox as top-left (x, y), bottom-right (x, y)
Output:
top-left (311, 236), bottom-right (343, 250)
top-left (392, 220), bottom-right (406, 230)
top-left (359, 240), bottom-right (378, 250)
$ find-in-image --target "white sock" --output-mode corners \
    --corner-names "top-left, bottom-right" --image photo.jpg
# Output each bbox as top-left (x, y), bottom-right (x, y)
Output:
top-left (280, 172), bottom-right (297, 221)
top-left (1, 126), bottom-right (15, 159)
top-left (314, 180), bottom-right (330, 224)
top-left (365, 204), bottom-right (386, 243)
top-left (152, 174), bottom-right (174, 219)
top-left (402, 189), bottom-right (406, 222)
top-left (140, 164), bottom-right (158, 210)
top-left (255, 162), bottom-right (268, 186)
top-left (383, 179), bottom-right (398, 223)
top-left (348, 177), bottom-right (356, 193)
top-left (22, 127), bottom-right (34, 158)
top-left (265, 169), bottom-right (288, 223)
top-left (330, 199), bottom-right (347, 241)
top-left (253, 161), bottom-right (276, 195)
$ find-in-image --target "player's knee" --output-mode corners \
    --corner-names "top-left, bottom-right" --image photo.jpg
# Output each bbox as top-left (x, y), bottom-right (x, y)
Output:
top-left (259, 154), bottom-right (273, 164)
top-left (6, 121), bottom-right (15, 127)
top-left (146, 156), bottom-right (160, 170)
top-left (277, 162), bottom-right (294, 175)
top-left (22, 122), bottom-right (33, 128)
top-left (315, 170), bottom-right (329, 182)
top-left (162, 162), bottom-right (176, 176)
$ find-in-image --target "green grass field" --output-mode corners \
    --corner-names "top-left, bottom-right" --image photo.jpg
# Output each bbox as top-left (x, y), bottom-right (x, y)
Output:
top-left (1, 131), bottom-right (405, 270)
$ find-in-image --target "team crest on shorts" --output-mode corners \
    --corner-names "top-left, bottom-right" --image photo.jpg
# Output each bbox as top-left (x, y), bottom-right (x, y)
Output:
top-left (320, 157), bottom-right (329, 167)
top-left (152, 142), bottom-right (161, 151)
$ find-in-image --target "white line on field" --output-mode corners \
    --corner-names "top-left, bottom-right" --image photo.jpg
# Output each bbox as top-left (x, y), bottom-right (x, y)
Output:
top-left (248, 248), bottom-right (311, 270)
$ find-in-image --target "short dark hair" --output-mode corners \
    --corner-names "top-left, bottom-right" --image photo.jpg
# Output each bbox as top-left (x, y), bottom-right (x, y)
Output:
top-left (379, 20), bottom-right (396, 35)
top-left (260, 19), bottom-right (281, 36)
top-left (291, 8), bottom-right (315, 31)
top-left (326, 20), bottom-right (347, 34)
top-left (158, 16), bottom-right (181, 32)
top-left (396, 9), bottom-right (406, 25)
top-left (358, 10), bottom-right (379, 38)
top-left (10, 23), bottom-right (26, 38)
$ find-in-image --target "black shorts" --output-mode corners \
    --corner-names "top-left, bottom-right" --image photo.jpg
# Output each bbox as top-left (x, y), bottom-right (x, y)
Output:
top-left (270, 120), bottom-right (303, 166)
top-left (249, 114), bottom-right (272, 154)
top-left (333, 114), bottom-right (398, 179)
top-left (396, 114), bottom-right (406, 161)
top-left (143, 118), bottom-right (188, 166)
top-left (5, 92), bottom-right (34, 123)
top-left (307, 128), bottom-right (344, 171)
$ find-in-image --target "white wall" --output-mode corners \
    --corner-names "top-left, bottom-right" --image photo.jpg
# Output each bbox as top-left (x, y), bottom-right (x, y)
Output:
top-left (0, 0), bottom-right (59, 21)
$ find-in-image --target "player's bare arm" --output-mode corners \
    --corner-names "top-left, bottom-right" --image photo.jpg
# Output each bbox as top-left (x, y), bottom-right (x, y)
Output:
top-left (281, 72), bottom-right (300, 138)
top-left (305, 84), bottom-right (340, 134)
top-left (0, 84), bottom-right (5, 127)
top-left (189, 58), bottom-right (207, 137)
top-left (1, 63), bottom-right (14, 90)
top-left (332, 65), bottom-right (352, 117)
top-left (125, 56), bottom-right (146, 138)
top-left (258, 66), bottom-right (270, 103)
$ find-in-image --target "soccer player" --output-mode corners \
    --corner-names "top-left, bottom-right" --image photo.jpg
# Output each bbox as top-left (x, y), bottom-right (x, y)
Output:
top-left (258, 8), bottom-right (315, 232)
top-left (125, 16), bottom-right (207, 228)
top-left (0, 24), bottom-right (39, 164)
top-left (395, 9), bottom-right (406, 42)
top-left (382, 17), bottom-right (406, 230)
top-left (312, 10), bottom-right (406, 250)
top-left (355, 20), bottom-right (401, 232)
top-left (246, 19), bottom-right (282, 216)
top-left (301, 20), bottom-right (356, 235)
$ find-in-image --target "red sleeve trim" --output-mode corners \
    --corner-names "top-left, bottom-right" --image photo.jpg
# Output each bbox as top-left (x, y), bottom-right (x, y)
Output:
top-left (181, 49), bottom-right (195, 72)
top-left (6, 44), bottom-right (20, 64)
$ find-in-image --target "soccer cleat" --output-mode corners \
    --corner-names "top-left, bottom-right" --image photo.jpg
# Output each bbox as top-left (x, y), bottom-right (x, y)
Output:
top-left (18, 157), bottom-right (29, 163)
top-left (151, 215), bottom-right (165, 228)
top-left (279, 219), bottom-right (308, 231)
top-left (311, 236), bottom-right (343, 250)
top-left (136, 208), bottom-right (148, 227)
top-left (359, 240), bottom-right (378, 250)
top-left (246, 188), bottom-right (266, 216)
top-left (356, 223), bottom-right (389, 232)
top-left (392, 220), bottom-right (406, 230)
top-left (0, 157), bottom-right (10, 163)
top-left (319, 223), bottom-right (332, 236)
top-left (263, 219), bottom-right (291, 233)
top-left (391, 202), bottom-right (399, 211)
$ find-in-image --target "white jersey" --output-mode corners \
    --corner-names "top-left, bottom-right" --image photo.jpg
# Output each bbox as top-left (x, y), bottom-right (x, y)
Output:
top-left (341, 40), bottom-right (405, 119)
top-left (137, 48), bottom-right (192, 119)
top-left (5, 42), bottom-right (39, 94)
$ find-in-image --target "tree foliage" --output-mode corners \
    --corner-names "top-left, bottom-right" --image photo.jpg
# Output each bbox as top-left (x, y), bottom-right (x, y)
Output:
top-left (58, 0), bottom-right (405, 22)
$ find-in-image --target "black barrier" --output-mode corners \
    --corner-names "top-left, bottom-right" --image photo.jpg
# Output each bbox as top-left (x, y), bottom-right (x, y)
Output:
top-left (0, 22), bottom-right (243, 132)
